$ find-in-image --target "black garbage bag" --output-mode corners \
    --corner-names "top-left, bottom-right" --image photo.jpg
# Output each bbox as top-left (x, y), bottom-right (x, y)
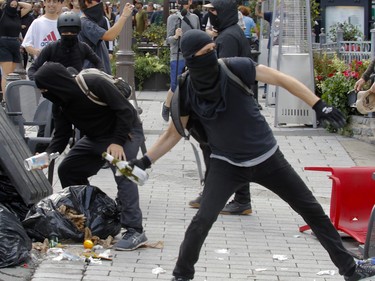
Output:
top-left (22, 185), bottom-right (121, 242)
top-left (0, 174), bottom-right (31, 221)
top-left (0, 203), bottom-right (32, 268)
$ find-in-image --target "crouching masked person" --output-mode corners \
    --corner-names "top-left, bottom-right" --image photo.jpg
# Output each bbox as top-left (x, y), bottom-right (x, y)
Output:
top-left (34, 62), bottom-right (148, 251)
top-left (128, 29), bottom-right (375, 281)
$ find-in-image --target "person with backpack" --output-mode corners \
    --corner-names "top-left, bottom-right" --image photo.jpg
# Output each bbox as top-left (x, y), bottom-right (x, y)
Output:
top-left (34, 61), bottom-right (148, 251)
top-left (127, 29), bottom-right (374, 281)
top-left (27, 11), bottom-right (103, 81)
top-left (189, 0), bottom-right (254, 215)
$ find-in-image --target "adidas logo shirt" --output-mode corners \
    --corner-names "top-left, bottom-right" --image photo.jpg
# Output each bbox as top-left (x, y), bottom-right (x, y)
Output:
top-left (22, 16), bottom-right (60, 56)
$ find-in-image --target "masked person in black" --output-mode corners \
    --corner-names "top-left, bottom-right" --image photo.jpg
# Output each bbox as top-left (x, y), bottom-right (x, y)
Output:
top-left (78, 0), bottom-right (133, 74)
top-left (27, 11), bottom-right (104, 81)
top-left (189, 0), bottom-right (253, 215)
top-left (34, 62), bottom-right (148, 251)
top-left (0, 0), bottom-right (31, 100)
top-left (128, 29), bottom-right (375, 281)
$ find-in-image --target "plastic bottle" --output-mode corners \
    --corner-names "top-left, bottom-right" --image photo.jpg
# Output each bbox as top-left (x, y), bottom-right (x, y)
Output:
top-left (24, 152), bottom-right (60, 171)
top-left (102, 152), bottom-right (148, 186)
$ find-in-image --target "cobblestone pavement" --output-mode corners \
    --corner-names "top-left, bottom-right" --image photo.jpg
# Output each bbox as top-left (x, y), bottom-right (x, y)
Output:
top-left (2, 91), bottom-right (375, 281)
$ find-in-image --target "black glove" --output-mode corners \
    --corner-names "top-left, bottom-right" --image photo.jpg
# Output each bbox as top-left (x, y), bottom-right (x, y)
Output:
top-left (312, 99), bottom-right (346, 129)
top-left (128, 155), bottom-right (152, 170)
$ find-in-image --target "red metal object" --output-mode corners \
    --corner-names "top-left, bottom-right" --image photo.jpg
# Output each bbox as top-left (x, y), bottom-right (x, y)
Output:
top-left (300, 166), bottom-right (375, 244)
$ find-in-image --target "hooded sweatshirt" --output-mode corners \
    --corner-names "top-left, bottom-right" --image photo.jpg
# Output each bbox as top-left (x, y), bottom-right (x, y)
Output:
top-left (209, 0), bottom-right (251, 58)
top-left (34, 62), bottom-right (137, 154)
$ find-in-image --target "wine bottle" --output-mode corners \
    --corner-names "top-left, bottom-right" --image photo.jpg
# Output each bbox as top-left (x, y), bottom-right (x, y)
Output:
top-left (102, 152), bottom-right (149, 186)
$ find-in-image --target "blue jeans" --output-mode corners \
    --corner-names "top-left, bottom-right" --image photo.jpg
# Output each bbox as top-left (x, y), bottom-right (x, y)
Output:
top-left (170, 59), bottom-right (186, 92)
top-left (172, 148), bottom-right (356, 279)
top-left (58, 123), bottom-right (145, 231)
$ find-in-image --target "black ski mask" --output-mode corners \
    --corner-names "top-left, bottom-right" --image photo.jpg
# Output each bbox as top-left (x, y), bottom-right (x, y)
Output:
top-left (84, 2), bottom-right (104, 23)
top-left (61, 34), bottom-right (79, 49)
top-left (5, 0), bottom-right (18, 17)
top-left (181, 29), bottom-right (220, 101)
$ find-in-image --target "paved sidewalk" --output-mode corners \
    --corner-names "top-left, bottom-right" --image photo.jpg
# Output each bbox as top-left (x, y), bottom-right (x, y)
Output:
top-left (3, 90), bottom-right (375, 281)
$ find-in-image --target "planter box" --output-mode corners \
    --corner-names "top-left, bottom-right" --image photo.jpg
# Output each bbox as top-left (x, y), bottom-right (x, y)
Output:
top-left (136, 73), bottom-right (169, 91)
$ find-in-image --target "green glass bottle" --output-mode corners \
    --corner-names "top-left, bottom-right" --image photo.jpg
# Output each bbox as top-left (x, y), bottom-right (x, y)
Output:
top-left (102, 152), bottom-right (149, 186)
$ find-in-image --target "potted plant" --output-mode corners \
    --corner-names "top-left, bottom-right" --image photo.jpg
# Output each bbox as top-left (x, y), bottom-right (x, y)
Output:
top-left (134, 51), bottom-right (170, 91)
top-left (134, 23), bottom-right (170, 91)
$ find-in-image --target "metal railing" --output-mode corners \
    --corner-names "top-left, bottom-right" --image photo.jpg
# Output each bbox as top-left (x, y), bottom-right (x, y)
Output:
top-left (312, 28), bottom-right (375, 63)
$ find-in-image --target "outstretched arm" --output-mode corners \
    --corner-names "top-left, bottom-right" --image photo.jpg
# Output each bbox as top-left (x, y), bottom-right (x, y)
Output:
top-left (255, 64), bottom-right (345, 128)
top-left (255, 64), bottom-right (319, 106)
top-left (146, 116), bottom-right (188, 163)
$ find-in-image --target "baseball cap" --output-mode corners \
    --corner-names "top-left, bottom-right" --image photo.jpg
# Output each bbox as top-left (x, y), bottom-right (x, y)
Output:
top-left (203, 2), bottom-right (214, 8)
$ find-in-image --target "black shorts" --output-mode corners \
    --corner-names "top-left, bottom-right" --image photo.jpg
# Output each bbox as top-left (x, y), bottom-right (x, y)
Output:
top-left (0, 37), bottom-right (21, 63)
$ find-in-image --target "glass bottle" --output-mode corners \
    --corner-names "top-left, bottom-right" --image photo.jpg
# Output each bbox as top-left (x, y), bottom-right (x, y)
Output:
top-left (24, 152), bottom-right (60, 171)
top-left (102, 152), bottom-right (149, 186)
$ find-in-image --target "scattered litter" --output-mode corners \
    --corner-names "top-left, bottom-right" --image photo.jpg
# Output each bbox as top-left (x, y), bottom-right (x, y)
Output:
top-left (214, 249), bottom-right (229, 254)
top-left (254, 268), bottom-right (267, 272)
top-left (52, 251), bottom-right (81, 261)
top-left (85, 256), bottom-right (102, 265)
top-left (293, 235), bottom-right (300, 238)
top-left (152, 267), bottom-right (166, 274)
top-left (316, 270), bottom-right (335, 276)
top-left (92, 245), bottom-right (103, 251)
top-left (98, 249), bottom-right (112, 260)
top-left (216, 257), bottom-right (224, 260)
top-left (272, 254), bottom-right (288, 261)
top-left (144, 241), bottom-right (164, 249)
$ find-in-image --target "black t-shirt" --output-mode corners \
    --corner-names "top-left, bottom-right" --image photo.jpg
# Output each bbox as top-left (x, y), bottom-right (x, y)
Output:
top-left (0, 10), bottom-right (22, 37)
top-left (179, 57), bottom-right (276, 163)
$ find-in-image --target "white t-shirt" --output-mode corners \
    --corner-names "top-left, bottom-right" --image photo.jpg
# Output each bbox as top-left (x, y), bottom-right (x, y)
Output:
top-left (22, 16), bottom-right (60, 50)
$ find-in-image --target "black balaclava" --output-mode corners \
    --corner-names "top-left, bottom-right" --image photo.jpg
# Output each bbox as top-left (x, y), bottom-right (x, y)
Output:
top-left (5, 0), bottom-right (19, 17)
top-left (181, 29), bottom-right (220, 102)
top-left (208, 0), bottom-right (238, 32)
top-left (34, 62), bottom-right (81, 106)
top-left (84, 2), bottom-right (104, 23)
top-left (59, 26), bottom-right (80, 49)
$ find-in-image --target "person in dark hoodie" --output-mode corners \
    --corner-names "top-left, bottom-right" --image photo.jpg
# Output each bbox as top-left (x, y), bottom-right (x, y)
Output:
top-left (189, 0), bottom-right (253, 215)
top-left (78, 0), bottom-right (134, 74)
top-left (128, 29), bottom-right (375, 281)
top-left (27, 11), bottom-right (103, 81)
top-left (34, 62), bottom-right (148, 251)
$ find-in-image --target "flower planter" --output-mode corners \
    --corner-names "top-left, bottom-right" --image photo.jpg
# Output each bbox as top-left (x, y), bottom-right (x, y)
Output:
top-left (136, 72), bottom-right (169, 91)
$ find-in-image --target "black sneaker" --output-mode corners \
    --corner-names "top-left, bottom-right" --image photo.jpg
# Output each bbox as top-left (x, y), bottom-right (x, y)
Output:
top-left (344, 263), bottom-right (375, 281)
top-left (114, 228), bottom-right (148, 251)
top-left (171, 277), bottom-right (191, 281)
top-left (188, 192), bottom-right (202, 208)
top-left (161, 102), bottom-right (170, 122)
top-left (220, 200), bottom-right (252, 215)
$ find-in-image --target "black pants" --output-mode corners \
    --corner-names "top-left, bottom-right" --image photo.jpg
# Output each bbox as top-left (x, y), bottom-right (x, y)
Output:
top-left (173, 148), bottom-right (356, 279)
top-left (200, 143), bottom-right (251, 205)
top-left (58, 124), bottom-right (145, 231)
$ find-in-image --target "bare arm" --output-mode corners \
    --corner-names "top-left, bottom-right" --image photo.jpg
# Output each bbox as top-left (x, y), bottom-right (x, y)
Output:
top-left (255, 64), bottom-right (319, 107)
top-left (101, 3), bottom-right (133, 41)
top-left (146, 116), bottom-right (188, 163)
top-left (19, 1), bottom-right (32, 17)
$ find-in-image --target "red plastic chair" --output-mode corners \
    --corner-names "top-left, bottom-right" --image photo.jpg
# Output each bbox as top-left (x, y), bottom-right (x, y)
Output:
top-left (300, 166), bottom-right (375, 244)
